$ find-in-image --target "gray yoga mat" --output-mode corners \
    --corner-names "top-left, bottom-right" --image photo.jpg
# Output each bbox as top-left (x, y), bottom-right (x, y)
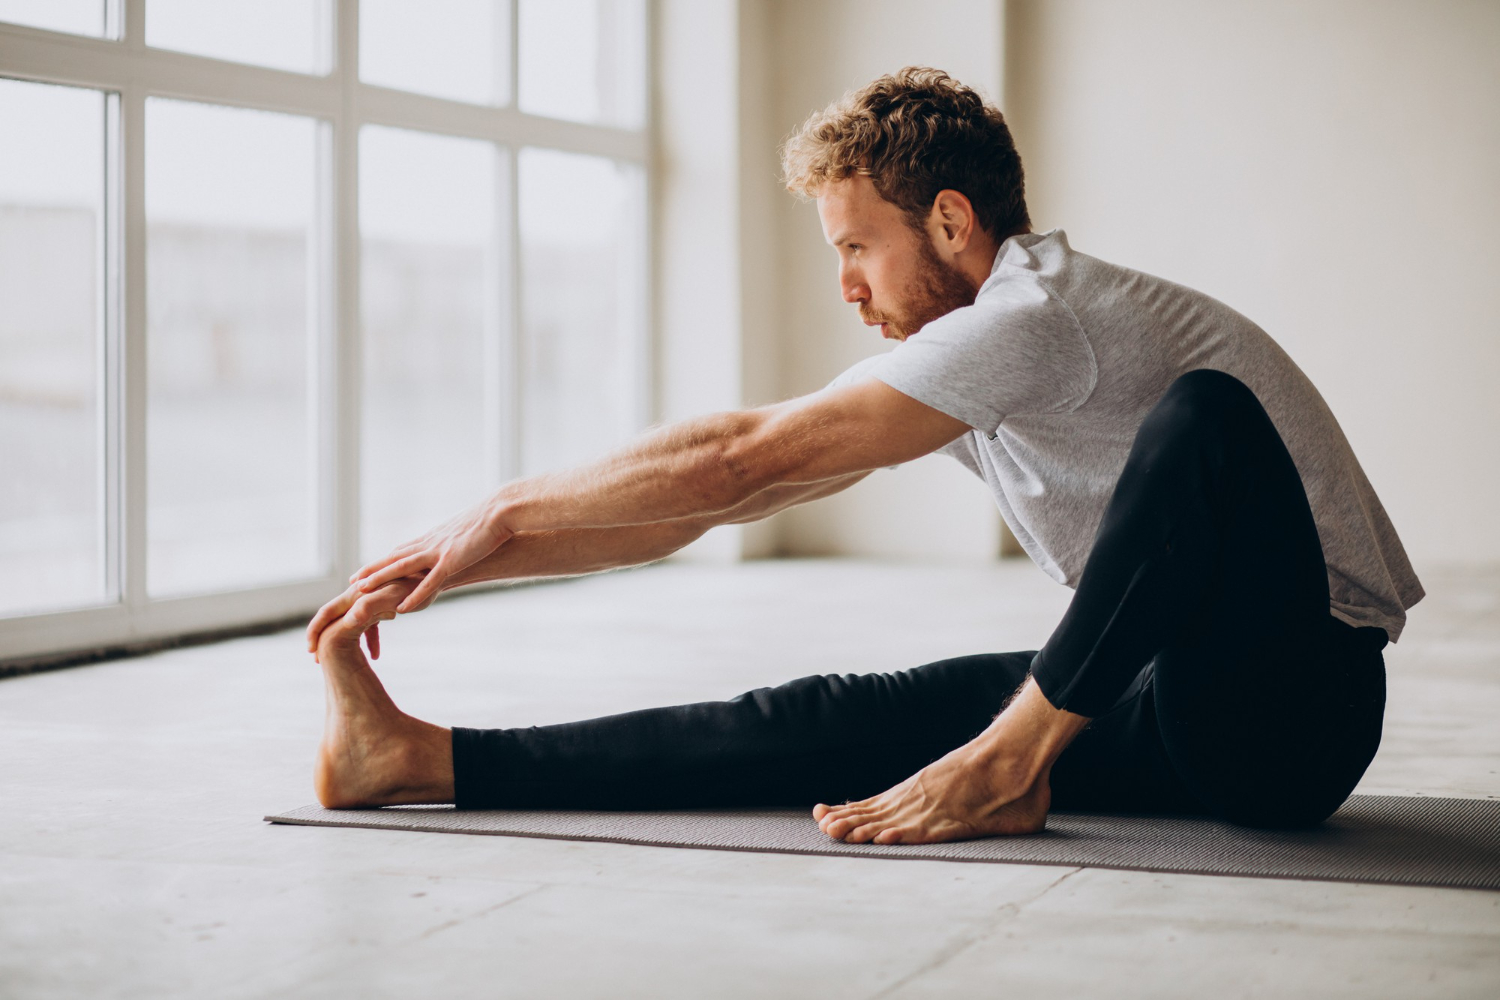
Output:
top-left (266, 793), bottom-right (1500, 891)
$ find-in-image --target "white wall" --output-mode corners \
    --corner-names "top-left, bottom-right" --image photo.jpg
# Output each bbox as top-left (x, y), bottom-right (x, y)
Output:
top-left (655, 0), bottom-right (1500, 567)
top-left (1003, 0), bottom-right (1500, 565)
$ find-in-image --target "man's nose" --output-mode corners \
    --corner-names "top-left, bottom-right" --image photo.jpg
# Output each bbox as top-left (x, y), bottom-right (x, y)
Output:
top-left (839, 264), bottom-right (868, 304)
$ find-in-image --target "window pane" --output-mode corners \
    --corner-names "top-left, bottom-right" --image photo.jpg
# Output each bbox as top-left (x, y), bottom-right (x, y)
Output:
top-left (518, 148), bottom-right (643, 474)
top-left (146, 0), bottom-right (327, 74)
top-left (0, 80), bottom-right (107, 617)
top-left (0, 0), bottom-right (107, 37)
top-left (518, 0), bottom-right (645, 127)
top-left (360, 0), bottom-right (510, 106)
top-left (360, 126), bottom-right (496, 560)
top-left (146, 99), bottom-right (319, 597)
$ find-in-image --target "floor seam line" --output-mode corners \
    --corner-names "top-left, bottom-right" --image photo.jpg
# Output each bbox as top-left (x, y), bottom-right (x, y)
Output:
top-left (866, 866), bottom-right (1083, 999)
top-left (415, 883), bottom-right (549, 943)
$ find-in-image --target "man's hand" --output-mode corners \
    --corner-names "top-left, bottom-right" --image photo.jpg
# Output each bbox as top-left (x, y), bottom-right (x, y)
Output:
top-left (307, 575), bottom-right (427, 661)
top-left (349, 500), bottom-right (515, 613)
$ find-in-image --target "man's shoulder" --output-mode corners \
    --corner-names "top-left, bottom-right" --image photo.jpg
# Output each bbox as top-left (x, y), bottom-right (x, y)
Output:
top-left (935, 267), bottom-right (1084, 352)
top-left (984, 230), bottom-right (1266, 350)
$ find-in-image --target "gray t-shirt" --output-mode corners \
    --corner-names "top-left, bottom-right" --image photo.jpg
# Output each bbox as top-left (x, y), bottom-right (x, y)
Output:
top-left (831, 229), bottom-right (1423, 640)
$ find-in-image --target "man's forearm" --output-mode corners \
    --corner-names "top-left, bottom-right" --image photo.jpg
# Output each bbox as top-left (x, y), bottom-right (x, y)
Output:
top-left (489, 408), bottom-right (781, 536)
top-left (444, 475), bottom-right (869, 591)
top-left (442, 519), bottom-right (711, 590)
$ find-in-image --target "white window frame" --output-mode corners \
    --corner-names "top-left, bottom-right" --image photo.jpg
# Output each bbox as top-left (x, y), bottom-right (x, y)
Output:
top-left (0, 0), bottom-right (652, 666)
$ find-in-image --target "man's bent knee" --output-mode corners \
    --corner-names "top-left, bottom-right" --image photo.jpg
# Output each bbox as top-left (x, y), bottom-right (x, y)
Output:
top-left (1155, 369), bottom-right (1265, 428)
top-left (1130, 368), bottom-right (1281, 468)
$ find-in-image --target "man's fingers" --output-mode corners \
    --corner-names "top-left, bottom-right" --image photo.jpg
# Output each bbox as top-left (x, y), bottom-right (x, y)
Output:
top-left (358, 553), bottom-right (435, 593)
top-left (397, 568), bottom-right (446, 614)
top-left (305, 613), bottom-right (327, 652)
top-left (308, 600), bottom-right (344, 642)
top-left (350, 589), bottom-right (394, 624)
top-left (365, 622), bottom-right (381, 660)
top-left (349, 545), bottom-right (418, 584)
top-left (349, 555), bottom-right (394, 584)
top-left (306, 606), bottom-right (334, 650)
top-left (306, 589), bottom-right (358, 652)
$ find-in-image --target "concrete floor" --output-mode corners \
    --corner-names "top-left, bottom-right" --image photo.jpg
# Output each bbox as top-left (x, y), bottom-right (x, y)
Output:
top-left (2, 558), bottom-right (1498, 999)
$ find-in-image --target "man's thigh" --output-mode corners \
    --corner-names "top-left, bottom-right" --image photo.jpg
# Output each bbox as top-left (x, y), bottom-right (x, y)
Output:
top-left (1152, 616), bottom-right (1387, 828)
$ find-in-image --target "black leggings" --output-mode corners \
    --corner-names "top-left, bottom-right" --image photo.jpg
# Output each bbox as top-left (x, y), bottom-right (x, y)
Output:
top-left (453, 370), bottom-right (1389, 828)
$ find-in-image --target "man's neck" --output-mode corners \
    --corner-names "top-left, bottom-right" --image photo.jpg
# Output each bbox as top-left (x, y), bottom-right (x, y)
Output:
top-left (957, 234), bottom-right (1003, 294)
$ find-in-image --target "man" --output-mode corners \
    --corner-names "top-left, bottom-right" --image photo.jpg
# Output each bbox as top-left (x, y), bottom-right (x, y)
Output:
top-left (306, 68), bottom-right (1421, 845)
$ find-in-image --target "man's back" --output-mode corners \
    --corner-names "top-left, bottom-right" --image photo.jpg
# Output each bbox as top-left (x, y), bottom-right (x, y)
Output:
top-left (867, 230), bottom-right (1423, 639)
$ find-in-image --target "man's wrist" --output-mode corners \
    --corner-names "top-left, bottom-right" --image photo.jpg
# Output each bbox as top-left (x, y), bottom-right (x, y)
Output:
top-left (485, 490), bottom-right (523, 535)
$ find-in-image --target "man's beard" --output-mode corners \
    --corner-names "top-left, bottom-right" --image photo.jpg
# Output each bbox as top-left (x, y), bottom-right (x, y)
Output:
top-left (859, 237), bottom-right (980, 340)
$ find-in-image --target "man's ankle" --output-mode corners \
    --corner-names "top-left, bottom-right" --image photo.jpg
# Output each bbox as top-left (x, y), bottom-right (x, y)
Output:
top-left (979, 679), bottom-right (1090, 782)
top-left (391, 718), bottom-right (456, 803)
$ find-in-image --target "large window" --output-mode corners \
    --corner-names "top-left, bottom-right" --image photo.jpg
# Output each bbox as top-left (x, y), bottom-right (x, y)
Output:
top-left (0, 0), bottom-right (649, 663)
top-left (358, 125), bottom-right (496, 560)
top-left (0, 78), bottom-right (109, 619)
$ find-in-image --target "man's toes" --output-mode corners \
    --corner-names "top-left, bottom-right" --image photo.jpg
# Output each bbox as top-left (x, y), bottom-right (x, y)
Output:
top-left (817, 810), bottom-right (850, 836)
top-left (821, 804), bottom-right (880, 835)
top-left (319, 615), bottom-right (366, 655)
top-left (816, 802), bottom-right (856, 825)
top-left (824, 814), bottom-right (869, 839)
top-left (882, 818), bottom-right (970, 845)
top-left (843, 820), bottom-right (890, 844)
top-left (818, 805), bottom-right (874, 839)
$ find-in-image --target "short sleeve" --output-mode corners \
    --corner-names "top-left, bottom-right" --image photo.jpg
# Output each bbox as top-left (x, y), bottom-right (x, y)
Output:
top-left (936, 432), bottom-right (986, 481)
top-left (872, 278), bottom-right (1097, 435)
top-left (822, 353), bottom-right (892, 391)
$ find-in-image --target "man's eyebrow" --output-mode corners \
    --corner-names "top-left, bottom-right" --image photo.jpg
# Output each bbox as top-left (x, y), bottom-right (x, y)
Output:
top-left (828, 231), bottom-right (861, 247)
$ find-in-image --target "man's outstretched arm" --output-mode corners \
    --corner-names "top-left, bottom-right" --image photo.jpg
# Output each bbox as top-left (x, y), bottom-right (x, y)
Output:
top-left (449, 473), bottom-right (871, 585)
top-left (306, 473), bottom-right (868, 654)
top-left (354, 379), bottom-right (968, 611)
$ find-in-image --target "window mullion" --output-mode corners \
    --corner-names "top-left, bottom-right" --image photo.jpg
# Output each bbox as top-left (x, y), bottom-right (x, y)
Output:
top-left (487, 146), bottom-right (521, 486)
top-left (309, 120), bottom-right (337, 582)
top-left (502, 0), bottom-right (522, 481)
top-left (483, 0), bottom-right (523, 487)
top-left (120, 82), bottom-right (147, 615)
top-left (330, 0), bottom-right (361, 584)
top-left (101, 94), bottom-right (124, 606)
top-left (123, 0), bottom-right (143, 50)
top-left (508, 0), bottom-right (520, 109)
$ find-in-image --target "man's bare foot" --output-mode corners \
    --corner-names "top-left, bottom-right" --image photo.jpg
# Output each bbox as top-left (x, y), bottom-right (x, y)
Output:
top-left (813, 678), bottom-right (1088, 845)
top-left (813, 742), bottom-right (1051, 844)
top-left (314, 599), bottom-right (455, 809)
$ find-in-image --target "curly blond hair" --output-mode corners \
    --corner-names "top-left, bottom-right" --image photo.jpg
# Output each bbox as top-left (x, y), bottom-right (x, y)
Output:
top-left (781, 66), bottom-right (1029, 240)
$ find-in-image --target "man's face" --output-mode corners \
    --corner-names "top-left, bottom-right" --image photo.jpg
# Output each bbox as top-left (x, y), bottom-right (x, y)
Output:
top-left (817, 175), bottom-right (979, 341)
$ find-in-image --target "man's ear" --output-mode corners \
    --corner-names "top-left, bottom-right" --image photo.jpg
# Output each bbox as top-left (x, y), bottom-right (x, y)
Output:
top-left (929, 189), bottom-right (977, 251)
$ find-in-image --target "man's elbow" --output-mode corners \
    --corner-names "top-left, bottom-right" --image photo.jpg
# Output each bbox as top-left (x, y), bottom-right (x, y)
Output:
top-left (706, 414), bottom-right (785, 508)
